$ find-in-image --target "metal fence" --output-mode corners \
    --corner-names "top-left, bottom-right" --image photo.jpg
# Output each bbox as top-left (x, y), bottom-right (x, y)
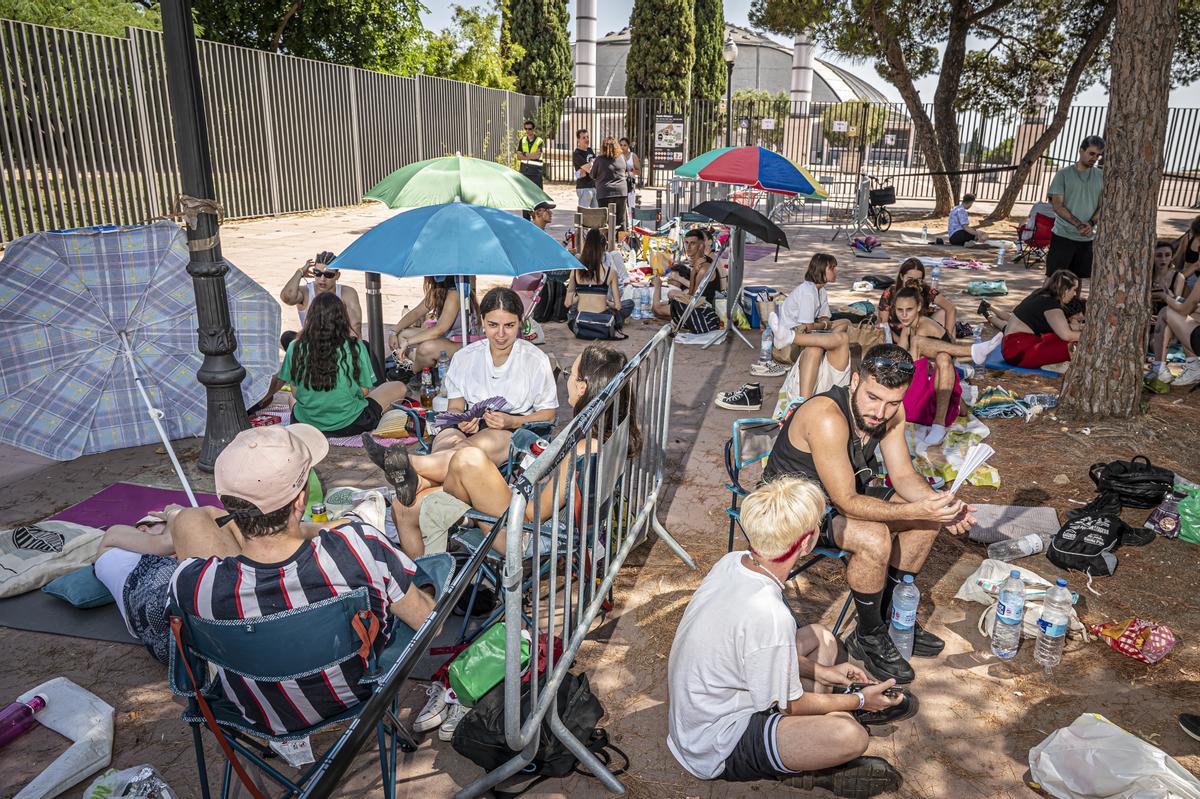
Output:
top-left (457, 324), bottom-right (694, 798)
top-left (6, 15), bottom-right (1200, 244)
top-left (0, 18), bottom-right (542, 242)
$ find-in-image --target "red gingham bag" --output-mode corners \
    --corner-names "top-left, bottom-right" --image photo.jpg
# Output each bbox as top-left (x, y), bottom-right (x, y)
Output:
top-left (1088, 618), bottom-right (1178, 664)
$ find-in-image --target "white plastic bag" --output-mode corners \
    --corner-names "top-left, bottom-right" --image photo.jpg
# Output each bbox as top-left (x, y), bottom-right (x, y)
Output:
top-left (1029, 713), bottom-right (1200, 799)
top-left (81, 765), bottom-right (177, 799)
top-left (956, 559), bottom-right (1087, 641)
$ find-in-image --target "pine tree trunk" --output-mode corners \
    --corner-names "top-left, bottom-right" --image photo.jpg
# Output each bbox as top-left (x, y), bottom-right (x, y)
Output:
top-left (1059, 0), bottom-right (1177, 419)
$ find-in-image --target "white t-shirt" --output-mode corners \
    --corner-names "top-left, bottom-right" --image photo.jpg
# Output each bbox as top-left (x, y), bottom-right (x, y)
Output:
top-left (667, 551), bottom-right (803, 780)
top-left (443, 339), bottom-right (558, 416)
top-left (606, 250), bottom-right (630, 290)
top-left (772, 281), bottom-right (829, 344)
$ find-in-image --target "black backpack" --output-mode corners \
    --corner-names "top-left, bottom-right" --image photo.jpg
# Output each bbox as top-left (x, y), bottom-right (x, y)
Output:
top-left (1089, 456), bottom-right (1174, 509)
top-left (1047, 493), bottom-right (1130, 576)
top-left (451, 672), bottom-right (626, 796)
top-left (532, 278), bottom-right (569, 324)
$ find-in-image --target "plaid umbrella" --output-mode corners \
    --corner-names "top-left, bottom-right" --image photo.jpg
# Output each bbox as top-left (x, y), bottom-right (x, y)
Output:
top-left (0, 221), bottom-right (279, 461)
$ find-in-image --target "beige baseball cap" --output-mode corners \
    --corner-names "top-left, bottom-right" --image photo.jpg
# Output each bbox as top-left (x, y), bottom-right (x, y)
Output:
top-left (214, 424), bottom-right (329, 513)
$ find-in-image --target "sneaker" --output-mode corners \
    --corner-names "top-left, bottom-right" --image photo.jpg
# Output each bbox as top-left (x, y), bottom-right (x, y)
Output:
top-left (780, 755), bottom-right (902, 798)
top-left (1180, 713), bottom-right (1200, 742)
top-left (846, 628), bottom-right (915, 684)
top-left (854, 688), bottom-right (919, 727)
top-left (750, 360), bottom-right (789, 377)
top-left (1175, 360), bottom-right (1200, 386)
top-left (1154, 366), bottom-right (1175, 384)
top-left (438, 702), bottom-right (470, 742)
top-left (911, 623), bottom-right (946, 658)
top-left (412, 683), bottom-right (448, 733)
top-left (715, 383), bottom-right (763, 411)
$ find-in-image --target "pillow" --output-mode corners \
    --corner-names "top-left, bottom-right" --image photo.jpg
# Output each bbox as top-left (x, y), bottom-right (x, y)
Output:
top-left (42, 565), bottom-right (114, 608)
top-left (0, 521), bottom-right (105, 598)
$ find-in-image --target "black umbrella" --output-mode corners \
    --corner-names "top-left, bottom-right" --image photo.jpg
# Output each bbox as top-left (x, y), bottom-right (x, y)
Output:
top-left (692, 200), bottom-right (789, 248)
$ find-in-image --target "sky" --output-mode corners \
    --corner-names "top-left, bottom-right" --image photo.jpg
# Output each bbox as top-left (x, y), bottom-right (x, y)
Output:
top-left (421, 0), bottom-right (1200, 108)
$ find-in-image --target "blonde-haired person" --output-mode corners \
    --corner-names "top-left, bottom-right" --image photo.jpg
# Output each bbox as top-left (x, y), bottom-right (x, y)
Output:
top-left (667, 476), bottom-right (910, 795)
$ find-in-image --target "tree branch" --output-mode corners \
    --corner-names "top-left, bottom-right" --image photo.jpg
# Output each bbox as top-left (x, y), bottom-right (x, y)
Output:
top-left (271, 0), bottom-right (304, 53)
top-left (968, 0), bottom-right (1020, 25)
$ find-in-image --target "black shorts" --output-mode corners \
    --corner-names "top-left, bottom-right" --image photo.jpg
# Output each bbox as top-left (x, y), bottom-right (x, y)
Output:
top-left (719, 709), bottom-right (801, 782)
top-left (1046, 233), bottom-right (1093, 279)
top-left (323, 397), bottom-right (383, 438)
top-left (949, 229), bottom-right (975, 246)
top-left (1192, 326), bottom-right (1200, 356)
top-left (817, 485), bottom-right (896, 550)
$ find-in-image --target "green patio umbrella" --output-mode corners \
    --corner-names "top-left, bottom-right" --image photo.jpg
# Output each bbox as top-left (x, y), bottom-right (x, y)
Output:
top-left (364, 154), bottom-right (552, 210)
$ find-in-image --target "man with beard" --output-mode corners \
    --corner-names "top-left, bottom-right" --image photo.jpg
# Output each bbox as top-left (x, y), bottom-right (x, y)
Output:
top-left (760, 344), bottom-right (975, 684)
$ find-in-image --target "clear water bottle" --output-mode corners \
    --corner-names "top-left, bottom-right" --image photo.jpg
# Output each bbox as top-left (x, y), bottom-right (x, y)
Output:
top-left (887, 575), bottom-right (920, 661)
top-left (1034, 578), bottom-right (1071, 674)
top-left (997, 242), bottom-right (1008, 266)
top-left (921, 224), bottom-right (929, 243)
top-left (759, 325), bottom-right (774, 364)
top-left (987, 532), bottom-right (1052, 562)
top-left (930, 264), bottom-right (941, 291)
top-left (991, 569), bottom-right (1026, 659)
top-left (436, 350), bottom-right (450, 386)
top-left (0, 694), bottom-right (46, 749)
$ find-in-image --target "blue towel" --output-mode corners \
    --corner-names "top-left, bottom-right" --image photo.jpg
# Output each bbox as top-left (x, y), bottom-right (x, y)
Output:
top-left (982, 348), bottom-right (1062, 379)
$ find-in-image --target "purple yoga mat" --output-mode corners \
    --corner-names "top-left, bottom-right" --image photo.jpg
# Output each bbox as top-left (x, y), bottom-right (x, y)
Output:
top-left (48, 482), bottom-right (222, 528)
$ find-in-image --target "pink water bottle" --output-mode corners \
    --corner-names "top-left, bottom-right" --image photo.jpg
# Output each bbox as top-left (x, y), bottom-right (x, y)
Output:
top-left (0, 695), bottom-right (47, 749)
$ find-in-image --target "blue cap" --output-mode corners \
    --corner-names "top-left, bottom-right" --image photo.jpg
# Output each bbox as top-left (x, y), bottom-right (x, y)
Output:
top-left (902, 575), bottom-right (914, 583)
top-left (1056, 578), bottom-right (1067, 587)
top-left (1010, 570), bottom-right (1021, 578)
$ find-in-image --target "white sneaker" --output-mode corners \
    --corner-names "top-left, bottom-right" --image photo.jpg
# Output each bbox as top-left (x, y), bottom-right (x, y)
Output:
top-left (413, 683), bottom-right (448, 733)
top-left (438, 702), bottom-right (470, 742)
top-left (750, 360), bottom-right (788, 377)
top-left (1174, 360), bottom-right (1200, 386)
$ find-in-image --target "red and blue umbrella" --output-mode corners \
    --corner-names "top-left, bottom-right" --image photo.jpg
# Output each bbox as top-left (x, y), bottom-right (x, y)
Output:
top-left (674, 146), bottom-right (827, 198)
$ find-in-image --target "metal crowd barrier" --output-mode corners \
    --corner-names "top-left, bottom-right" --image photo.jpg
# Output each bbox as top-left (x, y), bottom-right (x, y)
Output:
top-left (459, 323), bottom-right (694, 798)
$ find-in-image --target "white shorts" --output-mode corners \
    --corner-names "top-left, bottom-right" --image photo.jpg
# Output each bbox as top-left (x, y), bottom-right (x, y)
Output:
top-left (94, 548), bottom-right (141, 635)
top-left (813, 356), bottom-right (852, 396)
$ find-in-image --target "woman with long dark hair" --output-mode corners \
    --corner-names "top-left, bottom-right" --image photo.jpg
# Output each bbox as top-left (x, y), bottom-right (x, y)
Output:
top-left (378, 344), bottom-right (640, 558)
top-left (278, 292), bottom-right (409, 436)
top-left (1000, 269), bottom-right (1082, 370)
top-left (877, 258), bottom-right (958, 336)
top-left (388, 276), bottom-right (480, 370)
top-left (565, 227), bottom-right (628, 331)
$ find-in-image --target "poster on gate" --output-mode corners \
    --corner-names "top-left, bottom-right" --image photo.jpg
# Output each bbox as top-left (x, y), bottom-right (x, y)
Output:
top-left (654, 113), bottom-right (686, 167)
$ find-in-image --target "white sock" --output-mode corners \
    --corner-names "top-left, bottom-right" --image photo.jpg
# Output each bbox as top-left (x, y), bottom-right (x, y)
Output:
top-left (924, 423), bottom-right (947, 445)
top-left (971, 332), bottom-right (1003, 365)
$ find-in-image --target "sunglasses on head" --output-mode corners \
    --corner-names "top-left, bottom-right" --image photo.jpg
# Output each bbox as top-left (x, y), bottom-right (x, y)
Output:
top-left (865, 356), bottom-right (915, 375)
top-left (311, 269), bottom-right (339, 279)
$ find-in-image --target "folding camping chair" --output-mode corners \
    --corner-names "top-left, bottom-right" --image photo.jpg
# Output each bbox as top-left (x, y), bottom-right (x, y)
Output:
top-left (167, 552), bottom-right (454, 799)
top-left (1014, 208), bottom-right (1055, 268)
top-left (723, 414), bottom-right (855, 635)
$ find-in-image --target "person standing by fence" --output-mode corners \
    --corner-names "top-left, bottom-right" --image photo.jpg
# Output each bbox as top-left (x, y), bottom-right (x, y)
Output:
top-left (619, 137), bottom-right (640, 225)
top-left (516, 120), bottom-right (545, 188)
top-left (573, 129), bottom-right (597, 209)
top-left (592, 135), bottom-right (628, 229)
top-left (1047, 136), bottom-right (1105, 281)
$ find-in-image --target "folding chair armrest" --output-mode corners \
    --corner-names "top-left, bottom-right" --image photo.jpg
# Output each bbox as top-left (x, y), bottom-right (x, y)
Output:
top-left (391, 404), bottom-right (433, 454)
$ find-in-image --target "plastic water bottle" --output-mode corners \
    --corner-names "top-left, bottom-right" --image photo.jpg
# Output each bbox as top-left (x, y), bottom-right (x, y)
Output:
top-left (991, 569), bottom-right (1026, 659)
top-left (921, 224), bottom-right (929, 243)
top-left (930, 264), bottom-right (941, 291)
top-left (997, 242), bottom-right (1008, 266)
top-left (1034, 578), bottom-right (1072, 674)
top-left (0, 695), bottom-right (46, 749)
top-left (987, 532), bottom-right (1053, 562)
top-left (436, 350), bottom-right (450, 386)
top-left (887, 575), bottom-right (920, 661)
top-left (759, 325), bottom-right (774, 364)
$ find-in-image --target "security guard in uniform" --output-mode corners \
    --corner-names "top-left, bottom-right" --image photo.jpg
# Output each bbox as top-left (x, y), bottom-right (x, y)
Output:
top-left (516, 120), bottom-right (545, 188)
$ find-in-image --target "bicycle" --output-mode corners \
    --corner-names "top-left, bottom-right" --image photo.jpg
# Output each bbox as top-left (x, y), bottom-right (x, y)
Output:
top-left (867, 175), bottom-right (895, 232)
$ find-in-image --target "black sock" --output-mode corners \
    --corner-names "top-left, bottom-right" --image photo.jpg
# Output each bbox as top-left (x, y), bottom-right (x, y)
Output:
top-left (851, 587), bottom-right (886, 635)
top-left (880, 567), bottom-right (917, 621)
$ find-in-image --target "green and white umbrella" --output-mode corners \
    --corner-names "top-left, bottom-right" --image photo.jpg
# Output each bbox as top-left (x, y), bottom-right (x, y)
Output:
top-left (364, 154), bottom-right (552, 210)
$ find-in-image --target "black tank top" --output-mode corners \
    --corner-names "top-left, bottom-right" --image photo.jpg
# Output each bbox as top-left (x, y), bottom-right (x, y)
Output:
top-left (761, 385), bottom-right (882, 496)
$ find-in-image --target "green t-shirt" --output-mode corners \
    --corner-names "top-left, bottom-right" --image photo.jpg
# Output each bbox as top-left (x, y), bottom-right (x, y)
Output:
top-left (1049, 165), bottom-right (1103, 242)
top-left (279, 339), bottom-right (374, 432)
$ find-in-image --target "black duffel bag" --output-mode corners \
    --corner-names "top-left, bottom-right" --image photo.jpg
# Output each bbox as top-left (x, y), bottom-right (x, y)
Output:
top-left (1088, 456), bottom-right (1174, 509)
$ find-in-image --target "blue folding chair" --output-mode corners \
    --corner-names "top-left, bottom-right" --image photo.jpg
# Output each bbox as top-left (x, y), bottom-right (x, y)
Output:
top-left (168, 552), bottom-right (453, 799)
top-left (723, 415), bottom-right (855, 635)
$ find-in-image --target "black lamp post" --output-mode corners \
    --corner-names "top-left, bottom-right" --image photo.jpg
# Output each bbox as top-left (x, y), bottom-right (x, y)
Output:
top-left (161, 0), bottom-right (249, 472)
top-left (723, 36), bottom-right (738, 147)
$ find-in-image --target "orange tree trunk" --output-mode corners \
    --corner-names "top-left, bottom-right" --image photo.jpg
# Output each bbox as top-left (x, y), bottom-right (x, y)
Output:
top-left (1059, 0), bottom-right (1178, 419)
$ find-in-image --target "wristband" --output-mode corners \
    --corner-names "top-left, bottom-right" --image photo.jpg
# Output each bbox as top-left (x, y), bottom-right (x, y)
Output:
top-left (852, 691), bottom-right (865, 711)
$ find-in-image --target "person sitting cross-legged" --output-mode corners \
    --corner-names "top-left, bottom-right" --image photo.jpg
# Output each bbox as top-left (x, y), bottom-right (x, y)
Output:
top-left (760, 344), bottom-right (976, 684)
top-left (167, 424), bottom-right (436, 736)
top-left (667, 476), bottom-right (912, 798)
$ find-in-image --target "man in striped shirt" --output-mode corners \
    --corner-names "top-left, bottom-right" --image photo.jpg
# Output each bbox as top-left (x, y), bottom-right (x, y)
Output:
top-left (169, 424), bottom-right (435, 736)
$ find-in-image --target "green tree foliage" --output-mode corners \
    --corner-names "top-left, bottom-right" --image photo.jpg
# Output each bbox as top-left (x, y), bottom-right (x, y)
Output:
top-left (691, 0), bottom-right (726, 100)
top-left (191, 0), bottom-right (425, 73)
top-left (0, 0), bottom-right (163, 35)
top-left (509, 0), bottom-right (573, 98)
top-left (982, 136), bottom-right (1013, 165)
top-left (627, 0), bottom-right (696, 99)
top-left (819, 99), bottom-right (886, 147)
top-left (418, 4), bottom-right (516, 89)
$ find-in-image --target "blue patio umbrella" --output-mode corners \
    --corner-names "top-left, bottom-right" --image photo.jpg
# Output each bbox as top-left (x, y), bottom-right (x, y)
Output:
top-left (331, 202), bottom-right (582, 340)
top-left (0, 221), bottom-right (279, 499)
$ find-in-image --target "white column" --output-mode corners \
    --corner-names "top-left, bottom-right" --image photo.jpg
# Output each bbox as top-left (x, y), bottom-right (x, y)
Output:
top-left (790, 33), bottom-right (814, 106)
top-left (576, 0), bottom-right (597, 98)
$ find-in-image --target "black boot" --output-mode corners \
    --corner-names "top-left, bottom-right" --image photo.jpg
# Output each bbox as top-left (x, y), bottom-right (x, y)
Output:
top-left (780, 756), bottom-right (902, 798)
top-left (911, 622), bottom-right (946, 658)
top-left (846, 627), bottom-right (915, 684)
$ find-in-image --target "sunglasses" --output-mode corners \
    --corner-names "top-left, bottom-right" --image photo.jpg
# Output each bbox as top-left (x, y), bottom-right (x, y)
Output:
top-left (864, 356), bottom-right (915, 375)
top-left (311, 269), bottom-right (339, 279)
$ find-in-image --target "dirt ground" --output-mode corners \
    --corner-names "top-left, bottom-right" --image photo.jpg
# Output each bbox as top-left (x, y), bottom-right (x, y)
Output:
top-left (2, 194), bottom-right (1199, 798)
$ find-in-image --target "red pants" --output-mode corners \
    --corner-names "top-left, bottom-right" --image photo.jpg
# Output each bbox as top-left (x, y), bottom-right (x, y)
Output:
top-left (1001, 332), bottom-right (1070, 369)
